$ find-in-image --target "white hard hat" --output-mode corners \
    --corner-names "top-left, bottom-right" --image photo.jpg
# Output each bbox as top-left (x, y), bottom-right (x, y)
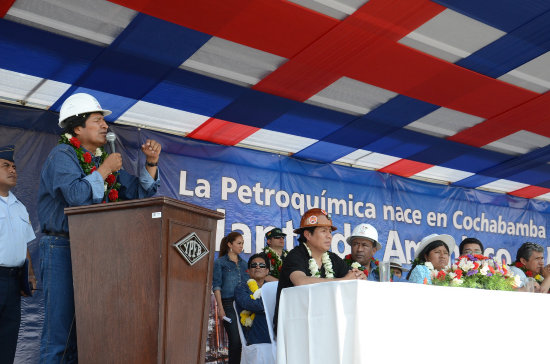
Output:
top-left (346, 223), bottom-right (381, 251)
top-left (58, 93), bottom-right (112, 128)
top-left (414, 234), bottom-right (455, 260)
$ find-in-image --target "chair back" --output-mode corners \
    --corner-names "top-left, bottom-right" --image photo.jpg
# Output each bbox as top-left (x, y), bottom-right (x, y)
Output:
top-left (261, 281), bottom-right (278, 345)
top-left (233, 301), bottom-right (248, 346)
top-left (233, 300), bottom-right (274, 364)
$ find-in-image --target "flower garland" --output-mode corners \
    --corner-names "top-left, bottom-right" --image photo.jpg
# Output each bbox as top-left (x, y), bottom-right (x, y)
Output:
top-left (513, 261), bottom-right (544, 283)
top-left (343, 254), bottom-right (379, 278)
top-left (59, 133), bottom-right (121, 202)
top-left (263, 246), bottom-right (288, 278)
top-left (239, 279), bottom-right (262, 327)
top-left (304, 244), bottom-right (334, 278)
top-left (431, 254), bottom-right (518, 290)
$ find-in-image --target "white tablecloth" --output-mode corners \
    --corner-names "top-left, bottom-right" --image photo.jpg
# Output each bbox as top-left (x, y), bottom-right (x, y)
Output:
top-left (276, 280), bottom-right (549, 364)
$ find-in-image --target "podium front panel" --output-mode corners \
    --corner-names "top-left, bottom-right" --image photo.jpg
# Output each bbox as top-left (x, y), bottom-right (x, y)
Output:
top-left (66, 197), bottom-right (223, 364)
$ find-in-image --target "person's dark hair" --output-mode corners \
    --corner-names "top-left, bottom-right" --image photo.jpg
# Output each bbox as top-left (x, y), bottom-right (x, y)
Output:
top-left (406, 240), bottom-right (449, 280)
top-left (63, 113), bottom-right (92, 135)
top-left (515, 242), bottom-right (544, 263)
top-left (248, 252), bottom-right (270, 270)
top-left (459, 237), bottom-right (484, 255)
top-left (219, 231), bottom-right (242, 257)
top-left (297, 227), bottom-right (316, 244)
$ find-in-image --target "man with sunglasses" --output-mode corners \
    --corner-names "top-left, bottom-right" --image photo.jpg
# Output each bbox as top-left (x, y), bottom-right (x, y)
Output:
top-left (234, 253), bottom-right (271, 345)
top-left (264, 227), bottom-right (288, 281)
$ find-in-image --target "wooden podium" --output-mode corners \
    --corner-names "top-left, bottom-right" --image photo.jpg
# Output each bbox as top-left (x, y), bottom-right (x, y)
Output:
top-left (65, 197), bottom-right (224, 364)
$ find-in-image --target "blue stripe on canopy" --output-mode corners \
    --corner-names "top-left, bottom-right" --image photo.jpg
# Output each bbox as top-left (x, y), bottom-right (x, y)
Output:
top-left (51, 13), bottom-right (211, 118)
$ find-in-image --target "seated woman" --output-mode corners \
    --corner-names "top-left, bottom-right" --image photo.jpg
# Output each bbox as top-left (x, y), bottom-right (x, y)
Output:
top-left (234, 253), bottom-right (272, 345)
top-left (407, 234), bottom-right (455, 284)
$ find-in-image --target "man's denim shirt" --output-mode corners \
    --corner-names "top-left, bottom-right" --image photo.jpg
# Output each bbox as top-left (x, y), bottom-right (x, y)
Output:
top-left (38, 143), bottom-right (159, 234)
top-left (212, 254), bottom-right (249, 299)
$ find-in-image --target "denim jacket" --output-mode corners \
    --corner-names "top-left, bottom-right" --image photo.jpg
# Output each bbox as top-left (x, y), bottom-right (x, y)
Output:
top-left (38, 143), bottom-right (159, 233)
top-left (212, 254), bottom-right (249, 299)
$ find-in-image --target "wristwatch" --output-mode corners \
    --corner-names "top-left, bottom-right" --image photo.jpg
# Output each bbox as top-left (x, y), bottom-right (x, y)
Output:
top-left (146, 161), bottom-right (158, 167)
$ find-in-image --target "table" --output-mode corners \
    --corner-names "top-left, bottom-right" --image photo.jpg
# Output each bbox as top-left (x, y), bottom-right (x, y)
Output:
top-left (276, 280), bottom-right (549, 364)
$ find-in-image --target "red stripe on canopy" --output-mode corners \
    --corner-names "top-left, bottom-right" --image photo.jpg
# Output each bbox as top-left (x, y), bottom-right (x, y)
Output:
top-left (254, 0), bottom-right (445, 100)
top-left (187, 118), bottom-right (259, 146)
top-left (0, 0), bottom-right (16, 17)
top-left (108, 0), bottom-right (338, 59)
top-left (449, 92), bottom-right (550, 147)
top-left (378, 159), bottom-right (433, 177)
top-left (508, 186), bottom-right (550, 199)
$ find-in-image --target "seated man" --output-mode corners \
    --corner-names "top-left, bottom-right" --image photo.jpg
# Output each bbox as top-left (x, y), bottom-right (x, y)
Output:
top-left (389, 259), bottom-right (409, 282)
top-left (344, 223), bottom-right (382, 281)
top-left (509, 242), bottom-right (550, 293)
top-left (459, 237), bottom-right (484, 256)
top-left (234, 253), bottom-right (271, 345)
top-left (273, 208), bottom-right (365, 332)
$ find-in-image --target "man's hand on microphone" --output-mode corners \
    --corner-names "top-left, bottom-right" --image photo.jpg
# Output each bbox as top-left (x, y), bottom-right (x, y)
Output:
top-left (97, 153), bottom-right (122, 179)
top-left (141, 139), bottom-right (161, 163)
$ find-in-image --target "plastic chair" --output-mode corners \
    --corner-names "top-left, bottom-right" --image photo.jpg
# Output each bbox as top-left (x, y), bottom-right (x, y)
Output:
top-left (233, 302), bottom-right (274, 364)
top-left (261, 281), bottom-right (278, 361)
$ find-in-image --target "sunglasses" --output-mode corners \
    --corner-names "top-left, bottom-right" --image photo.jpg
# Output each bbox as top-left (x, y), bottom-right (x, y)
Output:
top-left (250, 263), bottom-right (267, 269)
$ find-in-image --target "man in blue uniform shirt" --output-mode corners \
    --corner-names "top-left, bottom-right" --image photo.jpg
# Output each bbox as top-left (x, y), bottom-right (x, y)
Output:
top-left (37, 93), bottom-right (161, 363)
top-left (0, 145), bottom-right (36, 364)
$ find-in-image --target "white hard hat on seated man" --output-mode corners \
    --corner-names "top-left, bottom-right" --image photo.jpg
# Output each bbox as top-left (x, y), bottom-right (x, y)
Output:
top-left (346, 223), bottom-right (381, 267)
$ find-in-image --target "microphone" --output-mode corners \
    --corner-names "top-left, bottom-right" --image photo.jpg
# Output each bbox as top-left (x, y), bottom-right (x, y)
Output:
top-left (106, 132), bottom-right (116, 154)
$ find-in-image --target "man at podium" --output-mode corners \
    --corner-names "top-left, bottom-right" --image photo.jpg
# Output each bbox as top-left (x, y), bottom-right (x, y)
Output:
top-left (37, 93), bottom-right (162, 363)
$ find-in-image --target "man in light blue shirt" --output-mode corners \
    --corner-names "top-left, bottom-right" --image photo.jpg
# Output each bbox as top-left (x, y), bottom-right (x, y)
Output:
top-left (0, 144), bottom-right (36, 364)
top-left (37, 93), bottom-right (161, 363)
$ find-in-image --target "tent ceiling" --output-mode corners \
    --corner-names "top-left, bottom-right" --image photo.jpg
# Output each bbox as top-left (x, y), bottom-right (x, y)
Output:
top-left (2, 0), bottom-right (550, 200)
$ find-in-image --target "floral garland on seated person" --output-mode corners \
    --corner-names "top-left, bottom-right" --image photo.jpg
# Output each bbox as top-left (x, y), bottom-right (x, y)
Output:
top-left (429, 253), bottom-right (519, 290)
top-left (343, 254), bottom-right (379, 278)
top-left (513, 260), bottom-right (544, 283)
top-left (59, 133), bottom-right (121, 202)
top-left (239, 279), bottom-right (262, 327)
top-left (263, 246), bottom-right (287, 279)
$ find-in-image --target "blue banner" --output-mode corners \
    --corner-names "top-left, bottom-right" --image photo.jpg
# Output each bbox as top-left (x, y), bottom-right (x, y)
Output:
top-left (158, 142), bottom-right (549, 266)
